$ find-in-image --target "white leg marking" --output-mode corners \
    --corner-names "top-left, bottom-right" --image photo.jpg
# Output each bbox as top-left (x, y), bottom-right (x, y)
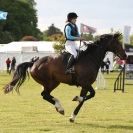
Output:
top-left (53, 98), bottom-right (64, 112)
top-left (70, 112), bottom-right (76, 122)
top-left (78, 96), bottom-right (83, 102)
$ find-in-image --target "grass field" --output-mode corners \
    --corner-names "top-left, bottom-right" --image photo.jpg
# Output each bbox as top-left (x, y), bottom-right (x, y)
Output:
top-left (0, 72), bottom-right (133, 133)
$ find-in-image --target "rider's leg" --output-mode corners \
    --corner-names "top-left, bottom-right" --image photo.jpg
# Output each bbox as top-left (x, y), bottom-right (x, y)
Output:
top-left (65, 42), bottom-right (77, 74)
top-left (65, 55), bottom-right (75, 74)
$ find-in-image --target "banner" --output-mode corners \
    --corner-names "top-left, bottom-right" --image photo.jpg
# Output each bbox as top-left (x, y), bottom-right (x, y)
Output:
top-left (123, 25), bottom-right (131, 44)
top-left (80, 23), bottom-right (96, 34)
top-left (0, 11), bottom-right (8, 20)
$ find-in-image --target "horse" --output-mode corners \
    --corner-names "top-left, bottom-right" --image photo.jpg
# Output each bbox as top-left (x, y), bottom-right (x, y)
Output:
top-left (3, 33), bottom-right (127, 122)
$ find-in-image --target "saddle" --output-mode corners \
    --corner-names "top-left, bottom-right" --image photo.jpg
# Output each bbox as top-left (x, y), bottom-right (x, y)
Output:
top-left (61, 51), bottom-right (72, 66)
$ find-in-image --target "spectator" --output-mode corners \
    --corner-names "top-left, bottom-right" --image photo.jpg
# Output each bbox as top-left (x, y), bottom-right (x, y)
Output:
top-left (101, 61), bottom-right (106, 73)
top-left (9, 57), bottom-right (16, 74)
top-left (6, 58), bottom-right (11, 73)
top-left (105, 58), bottom-right (110, 74)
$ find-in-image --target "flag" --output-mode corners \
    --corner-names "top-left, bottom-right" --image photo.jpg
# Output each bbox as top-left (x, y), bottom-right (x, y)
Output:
top-left (80, 23), bottom-right (96, 34)
top-left (0, 11), bottom-right (8, 20)
top-left (123, 25), bottom-right (131, 44)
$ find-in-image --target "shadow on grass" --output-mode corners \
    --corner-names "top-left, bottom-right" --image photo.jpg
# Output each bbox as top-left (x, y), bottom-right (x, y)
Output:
top-left (39, 129), bottom-right (51, 132)
top-left (75, 123), bottom-right (133, 131)
top-left (109, 125), bottom-right (133, 130)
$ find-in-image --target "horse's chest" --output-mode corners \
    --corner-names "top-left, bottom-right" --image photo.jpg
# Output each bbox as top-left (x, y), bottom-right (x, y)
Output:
top-left (77, 63), bottom-right (98, 81)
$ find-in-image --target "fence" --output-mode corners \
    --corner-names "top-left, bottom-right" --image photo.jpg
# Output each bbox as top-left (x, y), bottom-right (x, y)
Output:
top-left (114, 65), bottom-right (125, 92)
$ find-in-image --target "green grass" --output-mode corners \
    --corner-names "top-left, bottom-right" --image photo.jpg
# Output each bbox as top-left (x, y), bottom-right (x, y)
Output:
top-left (0, 72), bottom-right (133, 133)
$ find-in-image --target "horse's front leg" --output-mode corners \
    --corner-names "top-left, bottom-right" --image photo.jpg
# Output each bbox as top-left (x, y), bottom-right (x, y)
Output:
top-left (69, 86), bottom-right (88, 122)
top-left (84, 85), bottom-right (95, 101)
top-left (70, 85), bottom-right (95, 122)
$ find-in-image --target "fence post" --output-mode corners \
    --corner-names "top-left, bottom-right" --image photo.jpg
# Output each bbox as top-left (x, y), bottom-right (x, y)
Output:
top-left (114, 66), bottom-right (125, 92)
top-left (122, 64), bottom-right (126, 92)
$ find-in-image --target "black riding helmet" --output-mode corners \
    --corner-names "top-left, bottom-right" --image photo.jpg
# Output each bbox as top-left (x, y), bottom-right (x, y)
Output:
top-left (67, 12), bottom-right (78, 21)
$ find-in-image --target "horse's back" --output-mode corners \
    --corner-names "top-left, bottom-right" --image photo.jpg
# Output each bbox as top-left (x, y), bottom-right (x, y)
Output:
top-left (30, 55), bottom-right (65, 77)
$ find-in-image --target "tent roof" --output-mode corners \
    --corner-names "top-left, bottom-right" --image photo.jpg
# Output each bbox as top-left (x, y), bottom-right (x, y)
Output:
top-left (0, 41), bottom-right (55, 53)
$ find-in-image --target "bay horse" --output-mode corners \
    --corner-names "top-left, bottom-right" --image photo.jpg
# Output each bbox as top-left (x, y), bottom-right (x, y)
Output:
top-left (3, 33), bottom-right (127, 122)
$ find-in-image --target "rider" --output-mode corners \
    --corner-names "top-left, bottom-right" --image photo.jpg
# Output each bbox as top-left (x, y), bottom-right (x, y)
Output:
top-left (64, 12), bottom-right (83, 74)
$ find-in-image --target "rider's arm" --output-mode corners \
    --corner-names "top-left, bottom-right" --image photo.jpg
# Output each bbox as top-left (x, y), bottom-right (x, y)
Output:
top-left (65, 25), bottom-right (80, 40)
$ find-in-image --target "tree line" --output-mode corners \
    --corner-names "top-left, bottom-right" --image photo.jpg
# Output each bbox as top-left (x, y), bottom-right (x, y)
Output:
top-left (0, 0), bottom-right (133, 47)
top-left (0, 0), bottom-right (64, 44)
top-left (0, 0), bottom-right (42, 43)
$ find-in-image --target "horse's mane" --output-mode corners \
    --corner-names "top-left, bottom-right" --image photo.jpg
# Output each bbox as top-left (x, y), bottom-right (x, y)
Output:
top-left (86, 33), bottom-right (121, 51)
top-left (95, 33), bottom-right (121, 45)
top-left (80, 33), bottom-right (121, 57)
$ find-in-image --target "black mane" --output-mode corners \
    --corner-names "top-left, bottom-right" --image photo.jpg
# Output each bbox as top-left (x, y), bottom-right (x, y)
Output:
top-left (84, 33), bottom-right (121, 53)
top-left (79, 33), bottom-right (121, 59)
top-left (96, 33), bottom-right (121, 44)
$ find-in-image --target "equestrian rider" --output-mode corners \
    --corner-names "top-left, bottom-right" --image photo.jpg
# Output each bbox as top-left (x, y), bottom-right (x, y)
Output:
top-left (64, 12), bottom-right (83, 74)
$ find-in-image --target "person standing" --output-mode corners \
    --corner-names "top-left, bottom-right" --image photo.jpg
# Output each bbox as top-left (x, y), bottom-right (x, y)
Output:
top-left (64, 12), bottom-right (83, 74)
top-left (101, 61), bottom-right (106, 74)
top-left (6, 58), bottom-right (11, 73)
top-left (9, 57), bottom-right (16, 74)
top-left (105, 58), bottom-right (110, 74)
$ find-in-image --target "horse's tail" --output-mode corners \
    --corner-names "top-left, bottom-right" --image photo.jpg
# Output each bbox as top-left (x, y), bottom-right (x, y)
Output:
top-left (3, 61), bottom-right (34, 94)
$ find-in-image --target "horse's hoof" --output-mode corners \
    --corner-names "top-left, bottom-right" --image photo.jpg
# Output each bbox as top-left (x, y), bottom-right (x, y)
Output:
top-left (69, 118), bottom-right (75, 123)
top-left (55, 107), bottom-right (65, 115)
top-left (3, 85), bottom-right (13, 94)
top-left (59, 110), bottom-right (65, 115)
top-left (72, 96), bottom-right (78, 101)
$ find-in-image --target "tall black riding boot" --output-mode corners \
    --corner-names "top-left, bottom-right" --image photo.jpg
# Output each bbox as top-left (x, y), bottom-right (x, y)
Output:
top-left (65, 55), bottom-right (75, 74)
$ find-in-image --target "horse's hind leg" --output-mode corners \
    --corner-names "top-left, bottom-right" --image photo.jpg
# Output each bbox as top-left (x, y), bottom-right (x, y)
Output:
top-left (41, 82), bottom-right (64, 115)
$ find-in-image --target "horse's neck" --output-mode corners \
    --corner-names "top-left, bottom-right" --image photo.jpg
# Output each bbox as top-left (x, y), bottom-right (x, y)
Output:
top-left (87, 46), bottom-right (106, 69)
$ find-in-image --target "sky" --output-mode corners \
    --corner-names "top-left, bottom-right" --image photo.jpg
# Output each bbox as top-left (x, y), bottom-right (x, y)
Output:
top-left (35, 0), bottom-right (133, 34)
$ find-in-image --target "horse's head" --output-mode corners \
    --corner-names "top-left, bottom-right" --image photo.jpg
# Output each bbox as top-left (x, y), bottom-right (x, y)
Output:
top-left (100, 33), bottom-right (127, 60)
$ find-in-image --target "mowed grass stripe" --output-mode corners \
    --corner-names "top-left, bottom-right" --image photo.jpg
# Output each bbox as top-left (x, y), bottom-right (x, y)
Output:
top-left (0, 72), bottom-right (132, 133)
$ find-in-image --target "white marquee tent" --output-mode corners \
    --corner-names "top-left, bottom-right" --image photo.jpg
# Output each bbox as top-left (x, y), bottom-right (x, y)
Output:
top-left (0, 41), bottom-right (114, 71)
top-left (0, 41), bottom-right (56, 70)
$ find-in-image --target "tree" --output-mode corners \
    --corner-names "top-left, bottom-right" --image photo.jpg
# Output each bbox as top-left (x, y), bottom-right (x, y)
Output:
top-left (20, 0), bottom-right (36, 7)
top-left (42, 24), bottom-right (64, 52)
top-left (0, 0), bottom-right (42, 43)
top-left (43, 24), bottom-right (63, 38)
top-left (82, 33), bottom-right (94, 41)
top-left (130, 34), bottom-right (133, 45)
top-left (53, 34), bottom-right (65, 53)
top-left (0, 31), bottom-right (13, 43)
top-left (48, 34), bottom-right (64, 41)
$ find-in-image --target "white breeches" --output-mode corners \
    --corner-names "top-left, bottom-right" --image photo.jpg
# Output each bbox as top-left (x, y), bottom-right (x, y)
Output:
top-left (65, 41), bottom-right (80, 58)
